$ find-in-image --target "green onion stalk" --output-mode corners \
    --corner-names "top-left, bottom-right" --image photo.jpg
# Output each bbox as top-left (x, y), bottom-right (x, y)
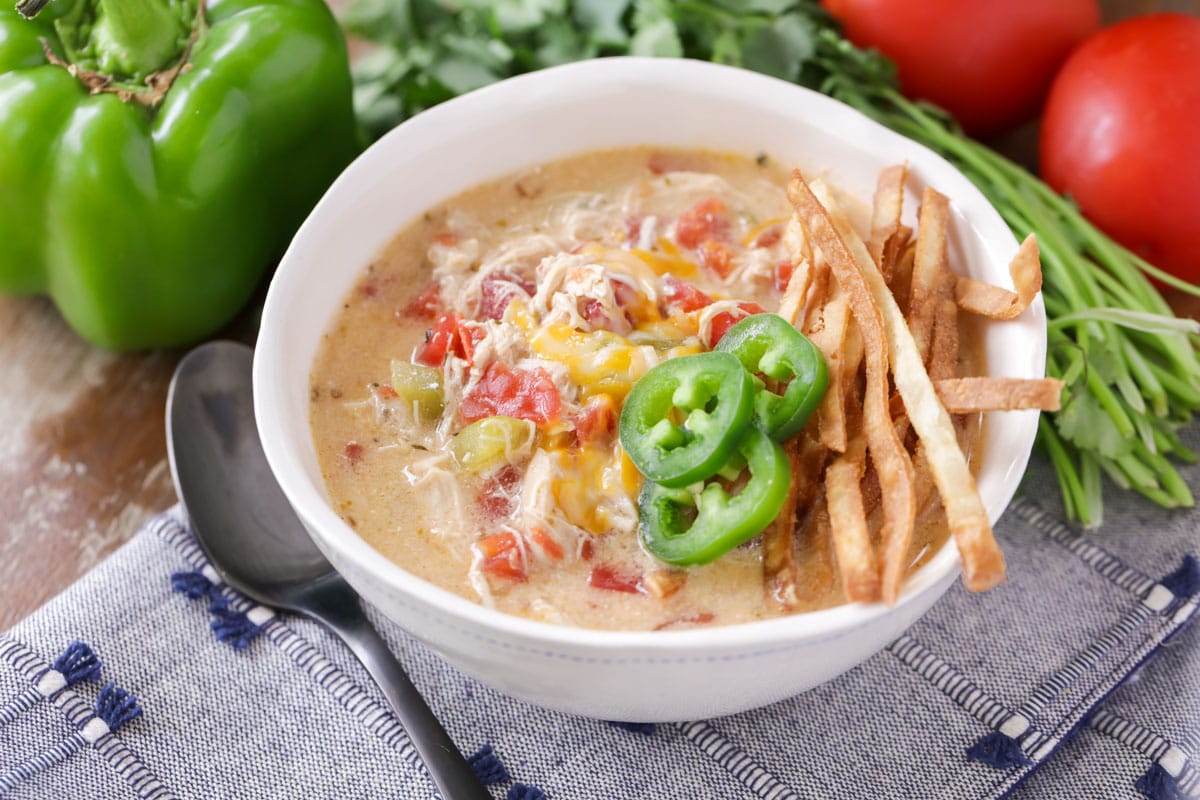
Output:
top-left (343, 0), bottom-right (1200, 527)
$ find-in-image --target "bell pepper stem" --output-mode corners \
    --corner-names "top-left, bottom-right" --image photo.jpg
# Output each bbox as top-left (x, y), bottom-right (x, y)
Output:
top-left (95, 0), bottom-right (188, 77)
top-left (15, 0), bottom-right (54, 19)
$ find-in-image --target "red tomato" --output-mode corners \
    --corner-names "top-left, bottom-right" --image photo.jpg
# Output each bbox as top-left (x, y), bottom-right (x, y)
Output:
top-left (675, 197), bottom-right (730, 249)
top-left (1040, 14), bottom-right (1200, 284)
top-left (822, 0), bottom-right (1099, 136)
top-left (477, 464), bottom-right (522, 520)
top-left (459, 362), bottom-right (562, 425)
top-left (706, 302), bottom-right (766, 349)
top-left (774, 261), bottom-right (794, 293)
top-left (479, 272), bottom-right (534, 320)
top-left (574, 394), bottom-right (617, 444)
top-left (477, 531), bottom-right (525, 580)
top-left (588, 564), bottom-right (644, 594)
top-left (529, 527), bottom-right (565, 561)
top-left (699, 239), bottom-right (734, 278)
top-left (661, 275), bottom-right (713, 313)
top-left (403, 281), bottom-right (442, 319)
top-left (415, 313), bottom-right (481, 366)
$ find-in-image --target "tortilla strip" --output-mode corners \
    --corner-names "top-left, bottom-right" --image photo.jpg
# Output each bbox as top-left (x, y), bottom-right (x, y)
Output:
top-left (763, 434), bottom-right (826, 609)
top-left (803, 174), bottom-right (1006, 593)
top-left (929, 296), bottom-right (960, 381)
top-left (789, 173), bottom-right (916, 605)
top-left (802, 257), bottom-right (833, 332)
top-left (908, 187), bottom-right (950, 365)
top-left (934, 377), bottom-right (1064, 413)
top-left (824, 436), bottom-right (882, 602)
top-left (955, 234), bottom-right (1041, 320)
top-left (891, 238), bottom-right (916, 317)
top-left (869, 164), bottom-right (908, 282)
top-left (778, 217), bottom-right (814, 325)
top-left (807, 293), bottom-right (850, 453)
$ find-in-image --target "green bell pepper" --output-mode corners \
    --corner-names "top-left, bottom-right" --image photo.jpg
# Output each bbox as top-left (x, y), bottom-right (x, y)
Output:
top-left (715, 313), bottom-right (829, 441)
top-left (637, 426), bottom-right (791, 566)
top-left (0, 0), bottom-right (358, 348)
top-left (618, 351), bottom-right (755, 488)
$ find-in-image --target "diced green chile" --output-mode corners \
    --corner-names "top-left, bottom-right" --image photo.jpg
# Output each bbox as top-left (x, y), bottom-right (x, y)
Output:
top-left (619, 351), bottom-right (754, 488)
top-left (390, 360), bottom-right (444, 419)
top-left (716, 313), bottom-right (829, 441)
top-left (638, 427), bottom-right (790, 565)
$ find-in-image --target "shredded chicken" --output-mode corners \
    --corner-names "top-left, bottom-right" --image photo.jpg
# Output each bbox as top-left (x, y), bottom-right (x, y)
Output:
top-left (520, 450), bottom-right (588, 562)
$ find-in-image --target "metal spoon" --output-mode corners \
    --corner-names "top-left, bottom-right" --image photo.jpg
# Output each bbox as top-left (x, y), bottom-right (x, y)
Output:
top-left (166, 340), bottom-right (489, 800)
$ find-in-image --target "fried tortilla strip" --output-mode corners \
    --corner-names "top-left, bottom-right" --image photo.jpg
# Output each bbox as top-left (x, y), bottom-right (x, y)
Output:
top-left (807, 293), bottom-right (850, 453)
top-left (934, 377), bottom-right (1065, 413)
top-left (869, 164), bottom-right (908, 282)
top-left (802, 174), bottom-right (1006, 593)
top-left (908, 187), bottom-right (950, 365)
top-left (955, 234), bottom-right (1041, 320)
top-left (778, 217), bottom-right (815, 325)
top-left (644, 570), bottom-right (687, 599)
top-left (789, 172), bottom-right (916, 605)
top-left (929, 296), bottom-right (960, 381)
top-left (891, 237), bottom-right (916, 317)
top-left (802, 257), bottom-right (833, 332)
top-left (825, 436), bottom-right (882, 603)
top-left (763, 434), bottom-right (826, 609)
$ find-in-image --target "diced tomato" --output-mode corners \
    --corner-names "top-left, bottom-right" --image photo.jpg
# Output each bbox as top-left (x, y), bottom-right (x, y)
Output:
top-left (459, 362), bottom-right (562, 426)
top-left (529, 526), bottom-right (565, 561)
top-left (662, 275), bottom-right (713, 313)
top-left (375, 384), bottom-right (398, 400)
top-left (612, 280), bottom-right (640, 309)
top-left (477, 531), bottom-right (525, 581)
top-left (699, 239), bottom-right (735, 278)
top-left (477, 464), bottom-right (522, 520)
top-left (574, 394), bottom-right (617, 444)
top-left (588, 564), bottom-right (644, 594)
top-left (342, 441), bottom-right (364, 466)
top-left (581, 298), bottom-right (610, 330)
top-left (414, 314), bottom-right (457, 366)
top-left (706, 301), bottom-right (767, 348)
top-left (774, 260), bottom-right (794, 293)
top-left (675, 197), bottom-right (729, 249)
top-left (434, 231), bottom-right (459, 247)
top-left (753, 225), bottom-right (783, 249)
top-left (414, 314), bottom-right (482, 367)
top-left (653, 612), bottom-right (715, 631)
top-left (403, 281), bottom-right (442, 319)
top-left (479, 272), bottom-right (535, 321)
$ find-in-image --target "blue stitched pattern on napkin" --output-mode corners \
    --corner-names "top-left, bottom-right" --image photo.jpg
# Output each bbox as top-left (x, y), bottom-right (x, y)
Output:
top-left (2, 443), bottom-right (1197, 800)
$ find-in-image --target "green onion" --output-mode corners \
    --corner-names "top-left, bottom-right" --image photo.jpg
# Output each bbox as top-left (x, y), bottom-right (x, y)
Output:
top-left (345, 0), bottom-right (1200, 526)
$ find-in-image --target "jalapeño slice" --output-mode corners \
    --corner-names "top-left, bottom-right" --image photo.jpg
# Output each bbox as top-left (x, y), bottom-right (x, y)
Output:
top-left (637, 427), bottom-right (790, 565)
top-left (618, 351), bottom-right (754, 488)
top-left (715, 313), bottom-right (829, 441)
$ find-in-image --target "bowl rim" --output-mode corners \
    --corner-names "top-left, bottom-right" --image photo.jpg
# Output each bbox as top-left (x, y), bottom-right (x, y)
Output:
top-left (253, 56), bottom-right (1044, 653)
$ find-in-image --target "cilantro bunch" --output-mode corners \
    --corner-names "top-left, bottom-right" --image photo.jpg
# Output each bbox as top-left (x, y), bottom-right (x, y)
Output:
top-left (343, 0), bottom-right (1200, 527)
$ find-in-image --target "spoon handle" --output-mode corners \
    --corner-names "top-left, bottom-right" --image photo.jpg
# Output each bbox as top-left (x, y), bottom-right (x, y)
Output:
top-left (317, 600), bottom-right (491, 799)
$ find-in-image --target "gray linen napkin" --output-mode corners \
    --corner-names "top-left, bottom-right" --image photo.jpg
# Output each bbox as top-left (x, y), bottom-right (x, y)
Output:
top-left (2, 442), bottom-right (1197, 800)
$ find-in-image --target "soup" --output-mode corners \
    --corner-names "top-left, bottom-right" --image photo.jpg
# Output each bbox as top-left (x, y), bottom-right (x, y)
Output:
top-left (309, 147), bottom-right (974, 631)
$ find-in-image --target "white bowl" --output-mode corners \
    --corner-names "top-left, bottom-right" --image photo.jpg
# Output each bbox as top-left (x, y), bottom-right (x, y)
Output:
top-left (254, 57), bottom-right (1045, 721)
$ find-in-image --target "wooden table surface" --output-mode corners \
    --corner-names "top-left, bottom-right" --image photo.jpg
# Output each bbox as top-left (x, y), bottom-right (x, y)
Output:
top-left (2, 0), bottom-right (1197, 630)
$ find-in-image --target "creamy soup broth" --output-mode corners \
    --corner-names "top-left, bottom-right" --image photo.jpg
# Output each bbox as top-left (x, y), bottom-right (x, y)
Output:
top-left (310, 147), bottom-right (972, 631)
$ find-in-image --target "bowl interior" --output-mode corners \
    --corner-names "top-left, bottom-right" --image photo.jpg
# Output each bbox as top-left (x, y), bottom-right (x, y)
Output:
top-left (254, 57), bottom-right (1045, 648)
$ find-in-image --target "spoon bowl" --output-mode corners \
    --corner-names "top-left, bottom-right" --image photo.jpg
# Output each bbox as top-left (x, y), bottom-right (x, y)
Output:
top-left (166, 340), bottom-right (489, 800)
